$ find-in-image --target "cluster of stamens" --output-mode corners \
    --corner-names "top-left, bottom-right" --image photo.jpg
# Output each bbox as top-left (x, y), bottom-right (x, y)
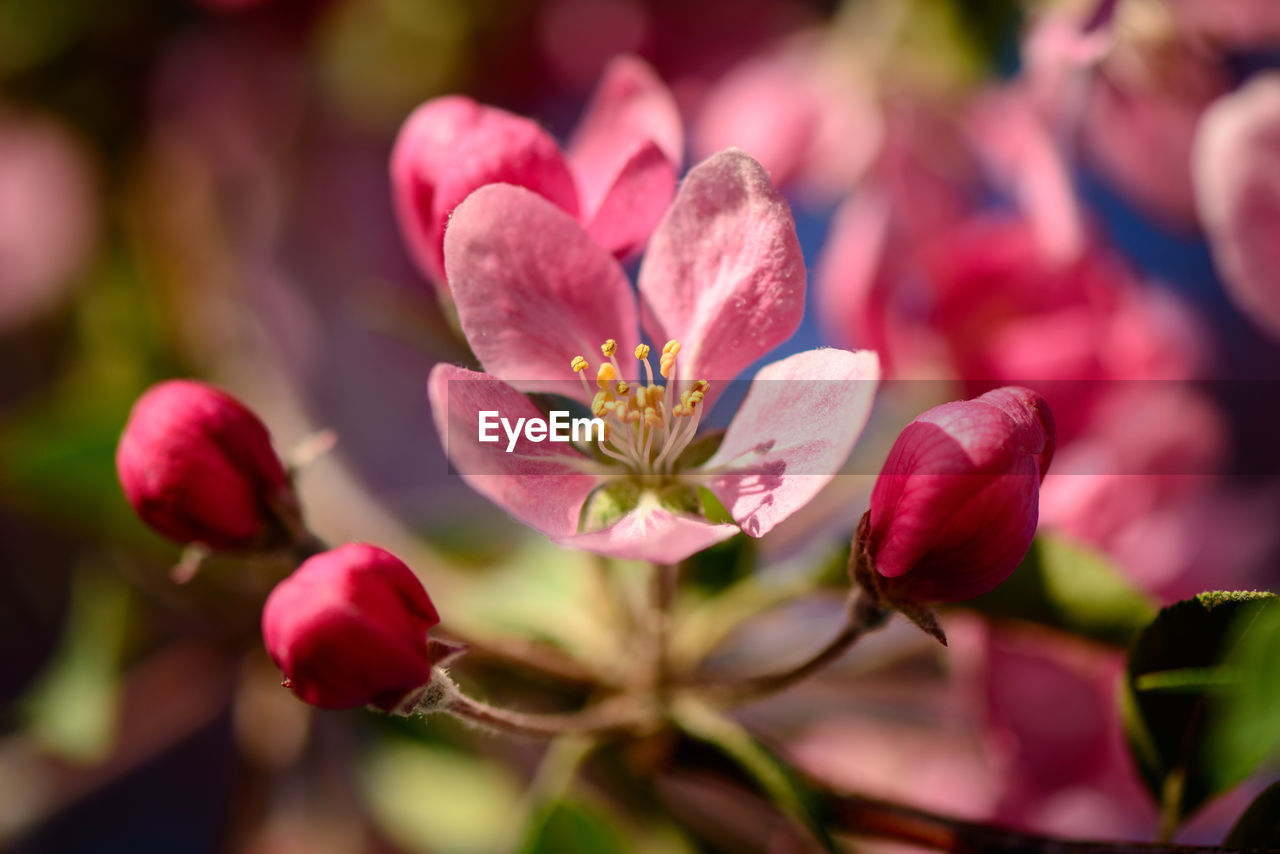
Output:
top-left (571, 338), bottom-right (710, 476)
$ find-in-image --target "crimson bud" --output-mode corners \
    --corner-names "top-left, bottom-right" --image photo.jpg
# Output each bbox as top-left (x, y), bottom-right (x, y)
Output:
top-left (861, 386), bottom-right (1055, 603)
top-left (261, 544), bottom-right (442, 711)
top-left (116, 379), bottom-right (299, 551)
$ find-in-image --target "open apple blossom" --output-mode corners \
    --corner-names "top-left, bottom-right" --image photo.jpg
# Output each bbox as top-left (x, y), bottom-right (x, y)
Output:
top-left (428, 148), bottom-right (879, 564)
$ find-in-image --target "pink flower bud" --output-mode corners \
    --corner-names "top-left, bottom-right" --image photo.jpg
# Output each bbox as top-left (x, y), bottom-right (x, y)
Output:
top-left (116, 379), bottom-right (297, 551)
top-left (261, 544), bottom-right (441, 711)
top-left (864, 387), bottom-right (1055, 603)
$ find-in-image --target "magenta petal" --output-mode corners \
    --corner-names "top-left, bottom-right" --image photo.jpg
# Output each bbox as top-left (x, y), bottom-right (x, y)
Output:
top-left (583, 140), bottom-right (678, 258)
top-left (391, 96), bottom-right (579, 290)
top-left (568, 55), bottom-right (682, 225)
top-left (427, 363), bottom-right (602, 539)
top-left (444, 184), bottom-right (640, 399)
top-left (1194, 73), bottom-right (1280, 338)
top-left (554, 498), bottom-right (739, 563)
top-left (638, 149), bottom-right (805, 399)
top-left (703, 348), bottom-right (880, 538)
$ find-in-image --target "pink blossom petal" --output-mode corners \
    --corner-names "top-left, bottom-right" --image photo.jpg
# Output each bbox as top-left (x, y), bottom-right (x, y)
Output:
top-left (554, 497), bottom-right (739, 563)
top-left (638, 149), bottom-right (804, 400)
top-left (703, 348), bottom-right (880, 538)
top-left (568, 55), bottom-right (682, 223)
top-left (968, 90), bottom-right (1085, 264)
top-left (1194, 73), bottom-right (1280, 338)
top-left (813, 191), bottom-right (894, 355)
top-left (692, 48), bottom-right (818, 189)
top-left (427, 363), bottom-right (602, 539)
top-left (392, 96), bottom-right (579, 290)
top-left (444, 183), bottom-right (639, 399)
top-left (582, 140), bottom-right (677, 258)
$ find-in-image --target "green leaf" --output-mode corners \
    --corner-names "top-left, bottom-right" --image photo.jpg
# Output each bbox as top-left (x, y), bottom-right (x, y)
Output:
top-left (1225, 781), bottom-right (1280, 848)
top-left (672, 699), bottom-right (839, 853)
top-left (696, 486), bottom-right (734, 526)
top-left (1122, 590), bottom-right (1279, 831)
top-left (518, 800), bottom-right (635, 854)
top-left (966, 534), bottom-right (1157, 646)
top-left (674, 429), bottom-right (725, 471)
top-left (361, 738), bottom-right (524, 854)
top-left (1204, 602), bottom-right (1280, 795)
top-left (23, 568), bottom-right (132, 761)
top-left (681, 526), bottom-right (752, 595)
top-left (579, 480), bottom-right (643, 532)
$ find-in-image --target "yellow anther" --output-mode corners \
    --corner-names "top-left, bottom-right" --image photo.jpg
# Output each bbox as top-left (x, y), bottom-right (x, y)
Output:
top-left (635, 343), bottom-right (650, 360)
top-left (644, 407), bottom-right (661, 427)
top-left (646, 386), bottom-right (664, 407)
top-left (692, 379), bottom-right (710, 394)
top-left (615, 380), bottom-right (630, 396)
top-left (571, 355), bottom-right (589, 373)
top-left (662, 339), bottom-right (681, 356)
top-left (591, 391), bottom-right (611, 417)
top-left (596, 362), bottom-right (617, 390)
top-left (601, 339), bottom-right (617, 357)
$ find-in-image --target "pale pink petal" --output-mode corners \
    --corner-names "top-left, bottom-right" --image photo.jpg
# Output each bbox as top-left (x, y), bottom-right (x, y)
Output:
top-left (1078, 42), bottom-right (1226, 230)
top-left (1170, 0), bottom-right (1280, 49)
top-left (813, 191), bottom-right (893, 354)
top-left (692, 48), bottom-right (818, 189)
top-left (968, 90), bottom-right (1085, 264)
top-left (1193, 73), bottom-right (1280, 338)
top-left (391, 96), bottom-right (579, 290)
top-left (568, 55), bottom-right (682, 221)
top-left (581, 140), bottom-right (677, 258)
top-left (638, 149), bottom-right (804, 400)
top-left (444, 183), bottom-right (640, 399)
top-left (0, 115), bottom-right (98, 331)
top-left (703, 348), bottom-right (880, 538)
top-left (554, 497), bottom-right (739, 563)
top-left (427, 363), bottom-right (602, 539)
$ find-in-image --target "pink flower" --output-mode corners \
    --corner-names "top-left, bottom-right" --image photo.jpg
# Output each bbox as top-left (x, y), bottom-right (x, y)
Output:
top-left (391, 54), bottom-right (682, 293)
top-left (427, 149), bottom-right (879, 564)
top-left (117, 379), bottom-right (299, 551)
top-left (0, 112), bottom-right (98, 331)
top-left (863, 387), bottom-right (1055, 603)
top-left (958, 621), bottom-right (1158, 838)
top-left (262, 544), bottom-right (441, 711)
top-left (692, 32), bottom-right (881, 202)
top-left (821, 209), bottom-right (1202, 440)
top-left (1193, 72), bottom-right (1280, 339)
top-left (1024, 1), bottom-right (1229, 230)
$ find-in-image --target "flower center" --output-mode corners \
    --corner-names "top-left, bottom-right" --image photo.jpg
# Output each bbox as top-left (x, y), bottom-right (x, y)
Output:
top-left (570, 338), bottom-right (710, 477)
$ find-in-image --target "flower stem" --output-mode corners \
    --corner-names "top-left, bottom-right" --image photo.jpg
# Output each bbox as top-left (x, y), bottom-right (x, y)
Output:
top-left (698, 590), bottom-right (889, 706)
top-left (650, 562), bottom-right (677, 697)
top-left (445, 691), bottom-right (648, 739)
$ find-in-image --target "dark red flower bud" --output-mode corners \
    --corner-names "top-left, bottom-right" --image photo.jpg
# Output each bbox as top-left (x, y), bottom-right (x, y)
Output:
top-left (116, 379), bottom-right (298, 551)
top-left (261, 544), bottom-right (441, 711)
top-left (863, 387), bottom-right (1055, 603)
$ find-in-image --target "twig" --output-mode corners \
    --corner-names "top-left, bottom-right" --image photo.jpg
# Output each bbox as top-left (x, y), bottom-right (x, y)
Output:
top-left (445, 692), bottom-right (649, 739)
top-left (696, 590), bottom-right (888, 706)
